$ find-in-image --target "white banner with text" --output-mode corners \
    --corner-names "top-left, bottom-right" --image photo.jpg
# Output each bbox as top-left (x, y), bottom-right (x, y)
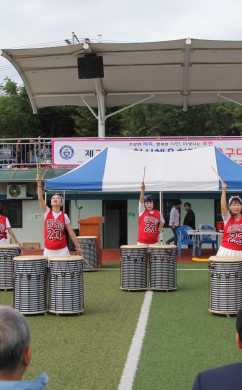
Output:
top-left (52, 137), bottom-right (242, 166)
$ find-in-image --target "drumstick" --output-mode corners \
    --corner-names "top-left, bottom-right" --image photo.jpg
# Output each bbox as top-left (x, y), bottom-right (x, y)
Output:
top-left (82, 256), bottom-right (93, 269)
top-left (143, 166), bottom-right (146, 183)
top-left (36, 160), bottom-right (39, 175)
top-left (36, 160), bottom-right (43, 182)
top-left (211, 166), bottom-right (223, 182)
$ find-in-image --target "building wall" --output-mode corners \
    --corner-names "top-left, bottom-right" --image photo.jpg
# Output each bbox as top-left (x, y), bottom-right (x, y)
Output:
top-left (128, 199), bottom-right (139, 244)
top-left (69, 199), bottom-right (103, 231)
top-left (14, 200), bottom-right (43, 246)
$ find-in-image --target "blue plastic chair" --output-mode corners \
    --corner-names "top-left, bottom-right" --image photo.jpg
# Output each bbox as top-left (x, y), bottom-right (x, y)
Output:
top-left (198, 225), bottom-right (218, 256)
top-left (176, 226), bottom-right (194, 257)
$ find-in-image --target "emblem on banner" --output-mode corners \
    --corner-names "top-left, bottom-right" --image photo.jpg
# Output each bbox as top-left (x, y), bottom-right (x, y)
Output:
top-left (59, 145), bottom-right (74, 160)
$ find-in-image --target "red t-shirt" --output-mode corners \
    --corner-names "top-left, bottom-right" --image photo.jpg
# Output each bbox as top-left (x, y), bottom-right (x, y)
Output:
top-left (44, 210), bottom-right (67, 250)
top-left (137, 209), bottom-right (161, 244)
top-left (0, 216), bottom-right (7, 240)
top-left (221, 215), bottom-right (242, 250)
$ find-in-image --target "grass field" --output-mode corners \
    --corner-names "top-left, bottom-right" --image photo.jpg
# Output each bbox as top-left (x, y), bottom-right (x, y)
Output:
top-left (0, 263), bottom-right (241, 390)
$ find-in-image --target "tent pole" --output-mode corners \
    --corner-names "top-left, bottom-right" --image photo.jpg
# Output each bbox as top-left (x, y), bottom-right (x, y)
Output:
top-left (63, 191), bottom-right (65, 212)
top-left (159, 191), bottom-right (163, 243)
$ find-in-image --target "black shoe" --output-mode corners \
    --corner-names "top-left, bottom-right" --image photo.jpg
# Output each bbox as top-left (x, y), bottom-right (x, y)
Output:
top-left (166, 241), bottom-right (170, 245)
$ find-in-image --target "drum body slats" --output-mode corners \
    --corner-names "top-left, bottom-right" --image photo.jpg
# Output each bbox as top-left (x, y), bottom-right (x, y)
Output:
top-left (0, 246), bottom-right (21, 290)
top-left (149, 246), bottom-right (177, 291)
top-left (120, 246), bottom-right (148, 291)
top-left (48, 258), bottom-right (84, 314)
top-left (13, 255), bottom-right (84, 315)
top-left (13, 256), bottom-right (48, 314)
top-left (208, 257), bottom-right (242, 315)
top-left (77, 236), bottom-right (97, 271)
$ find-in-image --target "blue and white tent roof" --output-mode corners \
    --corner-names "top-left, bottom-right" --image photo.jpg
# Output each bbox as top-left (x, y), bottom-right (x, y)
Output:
top-left (45, 146), bottom-right (242, 192)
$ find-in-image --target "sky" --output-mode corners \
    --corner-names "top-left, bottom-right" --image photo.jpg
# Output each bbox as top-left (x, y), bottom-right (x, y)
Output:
top-left (1, 0), bottom-right (242, 85)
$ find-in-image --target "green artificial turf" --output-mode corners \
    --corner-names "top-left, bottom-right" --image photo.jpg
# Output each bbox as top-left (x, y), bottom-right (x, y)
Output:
top-left (0, 264), bottom-right (241, 390)
top-left (0, 270), bottom-right (145, 390)
top-left (133, 264), bottom-right (241, 390)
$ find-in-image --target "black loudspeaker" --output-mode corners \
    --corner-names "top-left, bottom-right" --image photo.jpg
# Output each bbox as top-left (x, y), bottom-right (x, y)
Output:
top-left (77, 55), bottom-right (104, 79)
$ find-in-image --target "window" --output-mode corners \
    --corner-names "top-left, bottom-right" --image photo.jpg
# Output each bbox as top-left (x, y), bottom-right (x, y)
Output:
top-left (1, 200), bottom-right (22, 228)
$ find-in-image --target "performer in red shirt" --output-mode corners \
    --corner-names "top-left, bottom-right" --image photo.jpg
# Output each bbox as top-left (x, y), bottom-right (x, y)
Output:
top-left (36, 174), bottom-right (81, 257)
top-left (217, 181), bottom-right (242, 256)
top-left (0, 205), bottom-right (20, 245)
top-left (137, 182), bottom-right (165, 245)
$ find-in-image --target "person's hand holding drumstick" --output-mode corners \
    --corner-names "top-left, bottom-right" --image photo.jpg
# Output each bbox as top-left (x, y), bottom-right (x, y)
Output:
top-left (221, 180), bottom-right (228, 217)
top-left (140, 181), bottom-right (145, 203)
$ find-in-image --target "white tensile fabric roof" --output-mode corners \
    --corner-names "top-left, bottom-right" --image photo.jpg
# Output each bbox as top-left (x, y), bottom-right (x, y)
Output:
top-left (2, 38), bottom-right (242, 114)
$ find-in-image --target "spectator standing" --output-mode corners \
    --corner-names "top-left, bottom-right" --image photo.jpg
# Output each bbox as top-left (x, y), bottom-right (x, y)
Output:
top-left (27, 139), bottom-right (37, 164)
top-left (183, 202), bottom-right (196, 229)
top-left (166, 199), bottom-right (182, 246)
top-left (16, 139), bottom-right (25, 166)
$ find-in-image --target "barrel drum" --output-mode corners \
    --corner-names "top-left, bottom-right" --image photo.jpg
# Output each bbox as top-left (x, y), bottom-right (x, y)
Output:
top-left (208, 256), bottom-right (242, 315)
top-left (77, 236), bottom-right (97, 271)
top-left (48, 256), bottom-right (84, 314)
top-left (120, 245), bottom-right (148, 291)
top-left (0, 245), bottom-right (21, 290)
top-left (13, 255), bottom-right (48, 314)
top-left (149, 245), bottom-right (177, 291)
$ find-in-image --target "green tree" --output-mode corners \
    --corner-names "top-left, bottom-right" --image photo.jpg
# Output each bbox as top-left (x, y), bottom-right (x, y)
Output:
top-left (1, 78), bottom-right (242, 139)
top-left (72, 107), bottom-right (123, 137)
top-left (0, 78), bottom-right (78, 138)
top-left (120, 103), bottom-right (242, 137)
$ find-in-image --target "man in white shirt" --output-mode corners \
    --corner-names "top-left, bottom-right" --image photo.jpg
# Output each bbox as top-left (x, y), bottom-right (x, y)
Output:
top-left (166, 199), bottom-right (182, 246)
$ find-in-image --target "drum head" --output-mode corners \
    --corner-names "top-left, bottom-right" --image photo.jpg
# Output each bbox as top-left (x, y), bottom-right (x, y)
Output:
top-left (209, 256), bottom-right (242, 262)
top-left (149, 244), bottom-right (177, 249)
top-left (13, 255), bottom-right (47, 261)
top-left (0, 244), bottom-right (21, 248)
top-left (120, 245), bottom-right (148, 249)
top-left (77, 236), bottom-right (97, 239)
top-left (48, 256), bottom-right (84, 261)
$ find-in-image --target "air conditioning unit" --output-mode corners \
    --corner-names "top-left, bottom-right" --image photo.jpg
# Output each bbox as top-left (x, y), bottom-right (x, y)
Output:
top-left (7, 184), bottom-right (27, 199)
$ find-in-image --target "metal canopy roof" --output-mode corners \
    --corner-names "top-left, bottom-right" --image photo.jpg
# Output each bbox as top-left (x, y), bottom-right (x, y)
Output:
top-left (2, 38), bottom-right (242, 136)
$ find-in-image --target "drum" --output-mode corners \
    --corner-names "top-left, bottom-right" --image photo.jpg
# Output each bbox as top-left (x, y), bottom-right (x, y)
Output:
top-left (77, 236), bottom-right (97, 271)
top-left (120, 245), bottom-right (148, 291)
top-left (0, 244), bottom-right (21, 290)
top-left (208, 256), bottom-right (242, 315)
top-left (149, 245), bottom-right (177, 291)
top-left (48, 256), bottom-right (84, 314)
top-left (13, 255), bottom-right (48, 314)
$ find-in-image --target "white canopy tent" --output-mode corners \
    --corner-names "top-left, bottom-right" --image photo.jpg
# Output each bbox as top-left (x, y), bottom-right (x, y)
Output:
top-left (2, 38), bottom-right (242, 136)
top-left (45, 146), bottom-right (242, 193)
